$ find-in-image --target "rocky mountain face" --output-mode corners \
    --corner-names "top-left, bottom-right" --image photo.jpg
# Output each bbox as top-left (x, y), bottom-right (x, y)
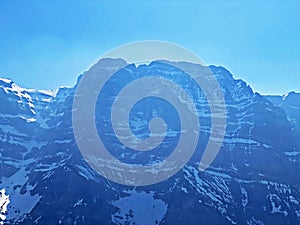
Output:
top-left (0, 60), bottom-right (300, 225)
top-left (266, 92), bottom-right (300, 132)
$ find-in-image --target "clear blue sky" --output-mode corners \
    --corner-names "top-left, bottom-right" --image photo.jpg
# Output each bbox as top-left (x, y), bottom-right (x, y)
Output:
top-left (0, 0), bottom-right (299, 95)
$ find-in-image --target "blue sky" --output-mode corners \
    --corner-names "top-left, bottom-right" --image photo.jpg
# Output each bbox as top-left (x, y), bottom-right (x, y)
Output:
top-left (0, 0), bottom-right (299, 94)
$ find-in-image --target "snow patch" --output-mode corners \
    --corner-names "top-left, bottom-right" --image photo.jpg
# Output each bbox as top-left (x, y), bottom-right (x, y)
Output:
top-left (241, 186), bottom-right (248, 210)
top-left (0, 168), bottom-right (41, 223)
top-left (284, 151), bottom-right (300, 157)
top-left (111, 190), bottom-right (167, 225)
top-left (0, 78), bottom-right (12, 84)
top-left (0, 189), bottom-right (10, 224)
top-left (247, 216), bottom-right (265, 225)
top-left (269, 194), bottom-right (288, 216)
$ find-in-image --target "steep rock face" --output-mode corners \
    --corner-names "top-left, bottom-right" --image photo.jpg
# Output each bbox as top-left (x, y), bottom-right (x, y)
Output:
top-left (266, 92), bottom-right (300, 131)
top-left (0, 60), bottom-right (300, 225)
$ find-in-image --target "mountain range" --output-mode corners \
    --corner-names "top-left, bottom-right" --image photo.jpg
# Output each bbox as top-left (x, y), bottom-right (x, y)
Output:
top-left (0, 59), bottom-right (300, 225)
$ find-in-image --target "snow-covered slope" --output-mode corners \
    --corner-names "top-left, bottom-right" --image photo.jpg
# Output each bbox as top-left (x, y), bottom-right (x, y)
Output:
top-left (0, 60), bottom-right (300, 225)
